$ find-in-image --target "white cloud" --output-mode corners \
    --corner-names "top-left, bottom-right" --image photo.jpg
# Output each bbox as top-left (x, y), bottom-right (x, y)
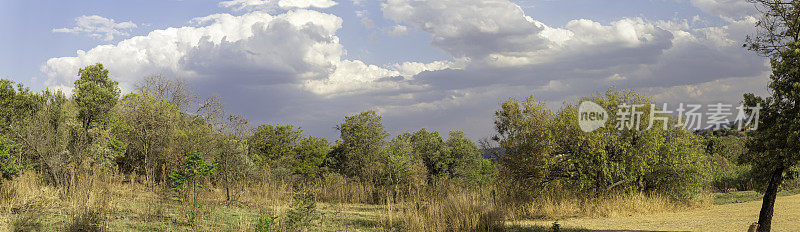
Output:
top-left (387, 25), bottom-right (409, 36)
top-left (52, 15), bottom-right (137, 41)
top-left (279, 0), bottom-right (338, 9)
top-left (42, 9), bottom-right (457, 98)
top-left (219, 0), bottom-right (337, 12)
top-left (689, 0), bottom-right (756, 19)
top-left (41, 0), bottom-right (768, 140)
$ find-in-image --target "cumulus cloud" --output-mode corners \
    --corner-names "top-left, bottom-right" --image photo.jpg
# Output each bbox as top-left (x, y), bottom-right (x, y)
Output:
top-left (41, 0), bottom-right (768, 139)
top-left (52, 15), bottom-right (137, 41)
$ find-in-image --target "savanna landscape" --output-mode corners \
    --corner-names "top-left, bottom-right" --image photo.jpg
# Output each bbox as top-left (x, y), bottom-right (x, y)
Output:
top-left (2, 0), bottom-right (800, 232)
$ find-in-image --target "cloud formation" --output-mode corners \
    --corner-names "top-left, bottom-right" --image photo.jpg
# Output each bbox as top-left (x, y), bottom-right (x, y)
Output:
top-left (219, 0), bottom-right (338, 12)
top-left (41, 0), bottom-right (769, 139)
top-left (53, 15), bottom-right (137, 41)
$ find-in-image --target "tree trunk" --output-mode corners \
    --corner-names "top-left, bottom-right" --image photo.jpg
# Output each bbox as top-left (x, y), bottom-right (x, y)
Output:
top-left (757, 165), bottom-right (785, 232)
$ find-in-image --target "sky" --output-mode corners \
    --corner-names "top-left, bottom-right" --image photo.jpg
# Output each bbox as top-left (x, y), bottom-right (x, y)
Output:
top-left (0, 0), bottom-right (772, 140)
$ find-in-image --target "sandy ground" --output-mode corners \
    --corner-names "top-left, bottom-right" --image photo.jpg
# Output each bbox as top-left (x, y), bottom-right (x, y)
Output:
top-left (512, 194), bottom-right (800, 232)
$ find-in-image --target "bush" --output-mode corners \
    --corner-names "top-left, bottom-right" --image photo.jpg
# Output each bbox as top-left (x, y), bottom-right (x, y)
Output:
top-left (253, 212), bottom-right (279, 232)
top-left (285, 190), bottom-right (320, 231)
top-left (66, 208), bottom-right (103, 232)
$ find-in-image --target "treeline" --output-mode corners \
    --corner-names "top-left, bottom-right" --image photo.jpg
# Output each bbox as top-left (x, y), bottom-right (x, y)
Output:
top-left (0, 64), bottom-right (494, 200)
top-left (0, 63), bottom-right (791, 205)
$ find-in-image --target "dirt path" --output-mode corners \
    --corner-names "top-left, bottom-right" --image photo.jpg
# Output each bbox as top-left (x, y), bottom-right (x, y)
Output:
top-left (512, 194), bottom-right (800, 232)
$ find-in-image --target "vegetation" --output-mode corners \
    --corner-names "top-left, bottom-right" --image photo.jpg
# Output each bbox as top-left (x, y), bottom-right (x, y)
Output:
top-left (0, 53), bottom-right (797, 231)
top-left (743, 0), bottom-right (800, 231)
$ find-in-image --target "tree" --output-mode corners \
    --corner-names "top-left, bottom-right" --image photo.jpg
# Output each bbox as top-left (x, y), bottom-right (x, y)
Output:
top-left (0, 135), bottom-right (20, 182)
top-left (445, 130), bottom-right (495, 185)
top-left (73, 63), bottom-right (120, 130)
top-left (493, 90), bottom-right (708, 198)
top-left (249, 124), bottom-right (302, 178)
top-left (409, 128), bottom-right (449, 179)
top-left (386, 133), bottom-right (426, 186)
top-left (492, 95), bottom-right (554, 190)
top-left (743, 1), bottom-right (800, 230)
top-left (333, 111), bottom-right (388, 181)
top-left (117, 93), bottom-right (181, 181)
top-left (168, 151), bottom-right (215, 225)
top-left (292, 136), bottom-right (330, 178)
top-left (134, 74), bottom-right (195, 111)
top-left (0, 79), bottom-right (40, 134)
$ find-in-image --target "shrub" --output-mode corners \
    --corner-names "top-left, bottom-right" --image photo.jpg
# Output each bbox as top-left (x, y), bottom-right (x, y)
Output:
top-left (66, 208), bottom-right (103, 232)
top-left (285, 190), bottom-right (320, 231)
top-left (253, 212), bottom-right (279, 232)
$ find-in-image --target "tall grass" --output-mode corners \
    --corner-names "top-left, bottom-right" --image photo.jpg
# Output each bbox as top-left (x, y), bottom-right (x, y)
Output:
top-left (1, 170), bottom-right (710, 231)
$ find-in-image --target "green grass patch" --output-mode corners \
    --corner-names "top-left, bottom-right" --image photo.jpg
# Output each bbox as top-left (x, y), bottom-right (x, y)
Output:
top-left (713, 188), bottom-right (800, 205)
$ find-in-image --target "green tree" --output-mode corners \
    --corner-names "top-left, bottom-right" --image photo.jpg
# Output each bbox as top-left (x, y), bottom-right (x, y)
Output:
top-left (73, 63), bottom-right (120, 129)
top-left (117, 93), bottom-right (181, 181)
top-left (445, 130), bottom-right (495, 185)
top-left (493, 90), bottom-right (708, 198)
top-left (0, 79), bottom-right (40, 133)
top-left (0, 135), bottom-right (20, 182)
top-left (333, 111), bottom-right (388, 181)
top-left (492, 95), bottom-right (554, 190)
top-left (742, 1), bottom-right (800, 230)
top-left (292, 136), bottom-right (330, 178)
top-left (249, 124), bottom-right (302, 176)
top-left (410, 128), bottom-right (449, 179)
top-left (386, 133), bottom-right (426, 186)
top-left (168, 151), bottom-right (215, 225)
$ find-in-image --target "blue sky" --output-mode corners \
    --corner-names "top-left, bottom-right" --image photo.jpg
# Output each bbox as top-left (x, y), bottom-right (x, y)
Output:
top-left (0, 0), bottom-right (770, 139)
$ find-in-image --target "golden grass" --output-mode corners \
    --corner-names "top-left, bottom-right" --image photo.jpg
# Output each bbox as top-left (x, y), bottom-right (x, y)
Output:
top-left (0, 171), bottom-right (711, 232)
top-left (507, 191), bottom-right (711, 220)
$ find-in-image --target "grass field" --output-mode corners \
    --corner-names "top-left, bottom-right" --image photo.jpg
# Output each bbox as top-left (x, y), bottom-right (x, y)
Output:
top-left (513, 193), bottom-right (800, 232)
top-left (2, 171), bottom-right (799, 232)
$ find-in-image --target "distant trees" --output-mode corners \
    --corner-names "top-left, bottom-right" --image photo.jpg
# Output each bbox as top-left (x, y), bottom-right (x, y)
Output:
top-left (743, 1), bottom-right (800, 230)
top-left (493, 89), bottom-right (708, 199)
top-left (325, 111), bottom-right (495, 187)
top-left (249, 124), bottom-right (330, 179)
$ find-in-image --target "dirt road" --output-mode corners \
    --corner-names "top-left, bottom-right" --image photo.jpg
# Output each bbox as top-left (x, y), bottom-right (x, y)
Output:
top-left (513, 194), bottom-right (800, 232)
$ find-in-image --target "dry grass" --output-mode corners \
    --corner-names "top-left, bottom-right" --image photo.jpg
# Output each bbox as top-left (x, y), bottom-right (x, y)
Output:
top-left (0, 171), bottom-right (713, 232)
top-left (391, 188), bottom-right (505, 232)
top-left (507, 191), bottom-right (711, 220)
top-left (513, 193), bottom-right (800, 231)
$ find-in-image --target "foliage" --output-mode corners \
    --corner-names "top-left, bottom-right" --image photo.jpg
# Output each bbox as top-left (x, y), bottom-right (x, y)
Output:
top-left (285, 190), bottom-right (320, 231)
top-left (169, 152), bottom-right (215, 225)
top-left (410, 128), bottom-right (448, 178)
top-left (254, 212), bottom-right (279, 232)
top-left (292, 136), bottom-right (330, 178)
top-left (386, 134), bottom-right (426, 186)
top-left (169, 152), bottom-right (216, 201)
top-left (0, 135), bottom-right (20, 181)
top-left (0, 79), bottom-right (41, 133)
top-left (73, 63), bottom-right (120, 129)
top-left (330, 111), bottom-right (388, 181)
top-left (493, 89), bottom-right (709, 199)
top-left (743, 1), bottom-right (800, 229)
top-left (66, 208), bottom-right (103, 232)
top-left (445, 130), bottom-right (496, 185)
top-left (249, 124), bottom-right (330, 179)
